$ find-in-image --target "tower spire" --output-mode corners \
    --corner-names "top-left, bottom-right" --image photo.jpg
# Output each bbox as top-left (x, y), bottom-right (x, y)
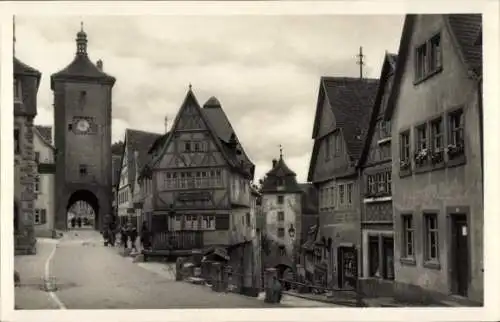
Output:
top-left (76, 21), bottom-right (88, 56)
top-left (356, 46), bottom-right (365, 79)
top-left (279, 144), bottom-right (283, 159)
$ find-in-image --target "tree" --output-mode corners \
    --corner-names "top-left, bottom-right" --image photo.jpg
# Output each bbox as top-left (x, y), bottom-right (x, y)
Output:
top-left (111, 140), bottom-right (124, 156)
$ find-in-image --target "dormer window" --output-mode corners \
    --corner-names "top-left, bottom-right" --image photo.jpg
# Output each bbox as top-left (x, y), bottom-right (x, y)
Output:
top-left (415, 33), bottom-right (442, 82)
top-left (14, 79), bottom-right (22, 103)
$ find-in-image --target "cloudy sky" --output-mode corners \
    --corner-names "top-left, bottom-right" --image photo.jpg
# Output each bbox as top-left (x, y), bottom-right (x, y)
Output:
top-left (16, 15), bottom-right (404, 183)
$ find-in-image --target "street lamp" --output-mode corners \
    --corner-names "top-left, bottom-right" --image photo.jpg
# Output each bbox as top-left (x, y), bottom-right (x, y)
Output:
top-left (288, 224), bottom-right (296, 239)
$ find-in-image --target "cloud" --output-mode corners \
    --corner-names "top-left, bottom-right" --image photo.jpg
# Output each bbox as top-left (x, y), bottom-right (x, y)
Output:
top-left (16, 14), bottom-right (404, 182)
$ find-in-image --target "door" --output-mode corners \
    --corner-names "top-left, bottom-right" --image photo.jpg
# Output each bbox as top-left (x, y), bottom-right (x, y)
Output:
top-left (451, 215), bottom-right (469, 296)
top-left (382, 237), bottom-right (395, 280)
top-left (337, 246), bottom-right (357, 289)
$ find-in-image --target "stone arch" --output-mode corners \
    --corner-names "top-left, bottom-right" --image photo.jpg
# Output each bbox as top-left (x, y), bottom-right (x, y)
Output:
top-left (66, 190), bottom-right (100, 229)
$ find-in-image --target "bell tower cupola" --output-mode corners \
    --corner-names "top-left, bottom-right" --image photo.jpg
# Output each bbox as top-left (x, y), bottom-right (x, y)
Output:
top-left (76, 22), bottom-right (88, 56)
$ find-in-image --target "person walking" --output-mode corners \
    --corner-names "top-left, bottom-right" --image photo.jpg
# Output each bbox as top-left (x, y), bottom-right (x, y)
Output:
top-left (120, 225), bottom-right (129, 251)
top-left (140, 221), bottom-right (151, 250)
top-left (128, 223), bottom-right (138, 253)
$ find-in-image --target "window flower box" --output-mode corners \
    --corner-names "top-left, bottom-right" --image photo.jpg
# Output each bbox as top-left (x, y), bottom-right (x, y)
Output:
top-left (414, 148), bottom-right (429, 166)
top-left (430, 149), bottom-right (444, 165)
top-left (446, 142), bottom-right (464, 159)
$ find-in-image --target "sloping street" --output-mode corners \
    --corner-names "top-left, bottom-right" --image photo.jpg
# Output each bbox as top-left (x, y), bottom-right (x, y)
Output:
top-left (15, 231), bottom-right (339, 309)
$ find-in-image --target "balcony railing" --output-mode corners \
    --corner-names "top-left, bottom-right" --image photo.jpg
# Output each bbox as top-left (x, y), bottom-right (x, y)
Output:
top-left (151, 231), bottom-right (203, 251)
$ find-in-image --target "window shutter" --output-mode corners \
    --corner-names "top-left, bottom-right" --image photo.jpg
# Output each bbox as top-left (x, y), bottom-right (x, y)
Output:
top-left (41, 209), bottom-right (47, 224)
top-left (215, 213), bottom-right (230, 230)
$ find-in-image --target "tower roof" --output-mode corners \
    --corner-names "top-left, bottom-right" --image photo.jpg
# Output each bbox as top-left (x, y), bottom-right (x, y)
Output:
top-left (261, 154), bottom-right (301, 193)
top-left (51, 24), bottom-right (115, 89)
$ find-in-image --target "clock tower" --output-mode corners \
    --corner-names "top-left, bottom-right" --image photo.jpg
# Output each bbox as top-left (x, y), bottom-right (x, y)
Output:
top-left (51, 24), bottom-right (116, 230)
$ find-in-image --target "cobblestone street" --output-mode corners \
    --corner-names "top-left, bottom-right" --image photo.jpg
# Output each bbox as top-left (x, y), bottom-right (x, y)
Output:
top-left (15, 230), bottom-right (339, 309)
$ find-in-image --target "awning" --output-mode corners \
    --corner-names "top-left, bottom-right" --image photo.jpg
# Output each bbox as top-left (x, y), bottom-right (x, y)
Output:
top-left (203, 247), bottom-right (230, 261)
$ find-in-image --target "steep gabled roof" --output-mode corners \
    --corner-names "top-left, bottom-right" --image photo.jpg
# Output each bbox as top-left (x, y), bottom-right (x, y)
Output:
top-left (33, 125), bottom-right (55, 150)
top-left (357, 52), bottom-right (398, 168)
top-left (446, 14), bottom-right (482, 76)
top-left (307, 77), bottom-right (379, 181)
top-left (121, 129), bottom-right (162, 190)
top-left (261, 156), bottom-right (301, 193)
top-left (385, 14), bottom-right (482, 121)
top-left (150, 89), bottom-right (255, 179)
top-left (35, 125), bottom-right (52, 145)
top-left (14, 57), bottom-right (41, 80)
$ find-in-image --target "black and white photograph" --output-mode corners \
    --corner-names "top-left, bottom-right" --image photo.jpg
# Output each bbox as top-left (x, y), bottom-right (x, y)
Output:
top-left (2, 1), bottom-right (499, 321)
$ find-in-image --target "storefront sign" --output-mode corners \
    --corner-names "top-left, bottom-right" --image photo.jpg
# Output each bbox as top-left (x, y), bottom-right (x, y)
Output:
top-left (177, 191), bottom-right (211, 201)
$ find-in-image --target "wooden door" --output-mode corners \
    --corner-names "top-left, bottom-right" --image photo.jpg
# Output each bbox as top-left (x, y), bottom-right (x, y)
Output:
top-left (451, 215), bottom-right (469, 296)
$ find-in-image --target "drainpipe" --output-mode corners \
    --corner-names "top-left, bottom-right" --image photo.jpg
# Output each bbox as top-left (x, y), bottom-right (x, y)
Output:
top-left (355, 166), bottom-right (364, 307)
top-left (477, 76), bottom-right (483, 186)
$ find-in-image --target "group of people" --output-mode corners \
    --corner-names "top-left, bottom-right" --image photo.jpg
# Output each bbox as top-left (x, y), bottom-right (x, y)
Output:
top-left (103, 219), bottom-right (153, 252)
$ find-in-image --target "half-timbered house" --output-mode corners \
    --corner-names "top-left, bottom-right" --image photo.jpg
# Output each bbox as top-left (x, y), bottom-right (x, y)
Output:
top-left (117, 129), bottom-right (161, 227)
top-left (139, 88), bottom-right (256, 268)
top-left (356, 53), bottom-right (397, 297)
top-left (307, 77), bottom-right (379, 289)
top-left (386, 14), bottom-right (483, 304)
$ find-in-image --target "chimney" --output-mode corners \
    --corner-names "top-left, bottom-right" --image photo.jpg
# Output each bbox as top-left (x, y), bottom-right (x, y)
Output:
top-left (164, 116), bottom-right (169, 133)
top-left (96, 59), bottom-right (103, 71)
top-left (272, 159), bottom-right (277, 168)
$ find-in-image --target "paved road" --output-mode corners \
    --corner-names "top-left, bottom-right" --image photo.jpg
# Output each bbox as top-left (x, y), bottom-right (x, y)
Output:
top-left (45, 230), bottom-right (280, 309)
top-left (16, 230), bottom-right (338, 309)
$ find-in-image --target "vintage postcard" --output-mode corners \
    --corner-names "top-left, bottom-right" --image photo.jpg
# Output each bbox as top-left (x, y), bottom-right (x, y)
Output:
top-left (1, 1), bottom-right (499, 322)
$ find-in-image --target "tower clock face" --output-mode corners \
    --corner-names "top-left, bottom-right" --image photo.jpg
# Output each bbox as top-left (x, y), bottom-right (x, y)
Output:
top-left (76, 119), bottom-right (90, 133)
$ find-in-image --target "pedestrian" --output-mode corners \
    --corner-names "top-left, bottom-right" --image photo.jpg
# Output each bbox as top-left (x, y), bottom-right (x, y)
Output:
top-left (140, 221), bottom-right (151, 250)
top-left (120, 226), bottom-right (128, 250)
top-left (272, 276), bottom-right (283, 303)
top-left (70, 217), bottom-right (76, 228)
top-left (77, 217), bottom-right (82, 228)
top-left (128, 223), bottom-right (138, 252)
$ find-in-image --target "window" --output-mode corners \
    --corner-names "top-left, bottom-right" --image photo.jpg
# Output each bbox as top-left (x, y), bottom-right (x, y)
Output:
top-left (415, 33), bottom-right (442, 81)
top-left (448, 109), bottom-right (465, 158)
top-left (279, 246), bottom-right (286, 257)
top-left (424, 213), bottom-right (439, 262)
top-left (169, 215), bottom-right (182, 231)
top-left (184, 142), bottom-right (191, 152)
top-left (325, 135), bottom-right (331, 160)
top-left (346, 183), bottom-right (353, 204)
top-left (367, 175), bottom-right (375, 195)
top-left (34, 209), bottom-right (41, 224)
top-left (385, 171), bottom-right (392, 194)
top-left (416, 124), bottom-right (428, 151)
top-left (79, 91), bottom-right (87, 109)
top-left (185, 215), bottom-right (199, 230)
top-left (245, 213), bottom-right (251, 227)
top-left (277, 228), bottom-right (285, 238)
top-left (215, 170), bottom-right (222, 186)
top-left (277, 195), bottom-right (284, 204)
top-left (339, 184), bottom-right (345, 205)
top-left (34, 152), bottom-right (40, 164)
top-left (79, 164), bottom-right (88, 177)
top-left (399, 131), bottom-right (410, 170)
top-left (68, 123), bottom-right (73, 131)
top-left (376, 173), bottom-right (385, 193)
top-left (34, 176), bottom-right (40, 193)
top-left (331, 186), bottom-right (336, 208)
top-left (335, 133), bottom-right (342, 155)
top-left (277, 211), bottom-right (284, 222)
top-left (14, 129), bottom-right (20, 154)
top-left (380, 120), bottom-right (391, 138)
top-left (415, 42), bottom-right (428, 80)
top-left (14, 79), bottom-right (22, 102)
top-left (402, 215), bottom-right (415, 258)
top-left (429, 34), bottom-right (442, 72)
top-left (201, 215), bottom-right (215, 230)
top-left (431, 117), bottom-right (443, 152)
